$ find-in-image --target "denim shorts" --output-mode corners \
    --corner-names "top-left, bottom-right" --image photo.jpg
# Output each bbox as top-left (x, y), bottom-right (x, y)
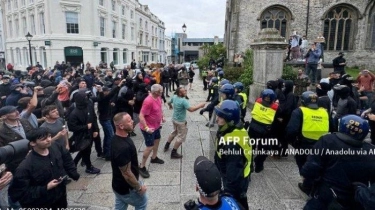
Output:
top-left (141, 128), bottom-right (161, 147)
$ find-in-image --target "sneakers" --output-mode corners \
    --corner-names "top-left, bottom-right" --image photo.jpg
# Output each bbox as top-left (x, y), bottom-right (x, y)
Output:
top-left (254, 165), bottom-right (264, 173)
top-left (298, 183), bottom-right (312, 196)
top-left (85, 166), bottom-right (100, 174)
top-left (171, 151), bottom-right (183, 159)
top-left (150, 156), bottom-right (164, 164)
top-left (139, 166), bottom-right (150, 178)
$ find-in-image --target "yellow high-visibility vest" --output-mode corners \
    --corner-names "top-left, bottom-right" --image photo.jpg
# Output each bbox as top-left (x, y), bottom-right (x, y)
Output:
top-left (300, 107), bottom-right (329, 140)
top-left (238, 93), bottom-right (247, 109)
top-left (251, 98), bottom-right (278, 125)
top-left (216, 128), bottom-right (252, 178)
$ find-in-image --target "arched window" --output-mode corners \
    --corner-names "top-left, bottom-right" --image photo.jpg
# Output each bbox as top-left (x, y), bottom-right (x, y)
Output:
top-left (323, 5), bottom-right (357, 51)
top-left (260, 6), bottom-right (291, 38)
top-left (368, 3), bottom-right (375, 49)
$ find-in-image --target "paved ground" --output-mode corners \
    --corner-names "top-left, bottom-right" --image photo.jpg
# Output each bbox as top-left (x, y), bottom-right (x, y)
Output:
top-left (67, 71), bottom-right (308, 209)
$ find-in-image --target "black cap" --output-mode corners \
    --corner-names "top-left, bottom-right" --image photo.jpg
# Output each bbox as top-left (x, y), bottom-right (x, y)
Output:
top-left (194, 156), bottom-right (222, 197)
top-left (339, 52), bottom-right (344, 56)
top-left (0, 106), bottom-right (18, 117)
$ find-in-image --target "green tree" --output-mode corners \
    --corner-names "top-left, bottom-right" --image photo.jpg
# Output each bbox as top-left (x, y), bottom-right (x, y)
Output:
top-left (238, 49), bottom-right (254, 94)
top-left (197, 43), bottom-right (226, 70)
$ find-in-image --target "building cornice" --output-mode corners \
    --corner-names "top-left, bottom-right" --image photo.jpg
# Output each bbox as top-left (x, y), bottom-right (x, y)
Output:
top-left (60, 1), bottom-right (82, 13)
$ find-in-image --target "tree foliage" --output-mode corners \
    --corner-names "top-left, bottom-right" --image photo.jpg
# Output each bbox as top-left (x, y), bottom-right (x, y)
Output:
top-left (238, 49), bottom-right (254, 94)
top-left (197, 43), bottom-right (226, 70)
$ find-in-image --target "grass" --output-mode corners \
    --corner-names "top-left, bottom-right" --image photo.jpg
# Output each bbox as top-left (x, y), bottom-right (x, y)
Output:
top-left (345, 67), bottom-right (375, 77)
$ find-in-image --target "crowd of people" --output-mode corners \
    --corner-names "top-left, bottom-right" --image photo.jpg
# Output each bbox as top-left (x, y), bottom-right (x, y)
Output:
top-left (0, 53), bottom-right (374, 210)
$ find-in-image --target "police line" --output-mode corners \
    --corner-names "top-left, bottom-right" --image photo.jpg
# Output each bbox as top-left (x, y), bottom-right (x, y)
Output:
top-left (217, 148), bottom-right (375, 156)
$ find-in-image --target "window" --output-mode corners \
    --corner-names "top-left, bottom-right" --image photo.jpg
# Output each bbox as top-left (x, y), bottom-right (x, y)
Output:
top-left (22, 17), bottom-right (27, 35)
top-left (7, 0), bottom-right (11, 10)
top-left (15, 19), bottom-right (19, 36)
top-left (123, 49), bottom-right (127, 64)
top-left (139, 32), bottom-right (143, 45)
top-left (99, 0), bottom-right (103, 6)
top-left (151, 53), bottom-right (154, 62)
top-left (100, 17), bottom-right (105, 36)
top-left (23, 47), bottom-right (29, 65)
top-left (112, 21), bottom-right (116, 38)
top-left (260, 6), bottom-right (290, 38)
top-left (113, 48), bottom-right (118, 65)
top-left (8, 21), bottom-right (12, 37)
top-left (40, 13), bottom-right (45, 34)
top-left (122, 5), bottom-right (125, 16)
top-left (122, 24), bottom-right (126, 39)
top-left (131, 27), bottom-right (134, 41)
top-left (145, 21), bottom-right (148, 31)
top-left (139, 18), bottom-right (142, 29)
top-left (152, 26), bottom-right (154, 35)
top-left (131, 10), bottom-right (134, 19)
top-left (371, 13), bottom-right (375, 48)
top-left (14, 0), bottom-right (18, 9)
top-left (16, 48), bottom-right (22, 65)
top-left (323, 5), bottom-right (357, 51)
top-left (112, 1), bottom-right (115, 11)
top-left (21, 0), bottom-right (25, 6)
top-left (30, 15), bottom-right (35, 34)
top-left (152, 39), bottom-right (154, 48)
top-left (29, 0), bottom-right (33, 3)
top-left (100, 48), bottom-right (107, 63)
top-left (146, 34), bottom-right (148, 46)
top-left (66, 12), bottom-right (79, 34)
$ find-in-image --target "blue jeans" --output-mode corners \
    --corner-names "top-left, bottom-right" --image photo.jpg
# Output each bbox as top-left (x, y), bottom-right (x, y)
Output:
top-left (114, 190), bottom-right (147, 210)
top-left (100, 120), bottom-right (114, 158)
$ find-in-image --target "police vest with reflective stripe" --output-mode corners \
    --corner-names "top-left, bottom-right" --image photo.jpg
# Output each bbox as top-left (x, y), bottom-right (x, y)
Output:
top-left (238, 93), bottom-right (247, 110)
top-left (251, 98), bottom-right (278, 125)
top-left (198, 196), bottom-right (241, 210)
top-left (216, 128), bottom-right (252, 178)
top-left (300, 107), bottom-right (329, 141)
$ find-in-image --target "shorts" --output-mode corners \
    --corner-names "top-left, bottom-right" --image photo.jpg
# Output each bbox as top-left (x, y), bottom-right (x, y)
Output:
top-left (189, 79), bottom-right (193, 83)
top-left (141, 128), bottom-right (161, 147)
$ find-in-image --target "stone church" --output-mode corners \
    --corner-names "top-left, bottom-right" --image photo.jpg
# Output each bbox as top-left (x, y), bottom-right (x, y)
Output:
top-left (224, 0), bottom-right (375, 68)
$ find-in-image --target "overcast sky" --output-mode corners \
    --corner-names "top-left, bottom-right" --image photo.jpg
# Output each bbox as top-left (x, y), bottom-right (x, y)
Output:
top-left (139, 0), bottom-right (226, 38)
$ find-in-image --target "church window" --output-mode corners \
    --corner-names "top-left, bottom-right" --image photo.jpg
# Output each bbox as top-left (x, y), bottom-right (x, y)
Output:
top-left (260, 7), bottom-right (290, 38)
top-left (323, 5), bottom-right (357, 51)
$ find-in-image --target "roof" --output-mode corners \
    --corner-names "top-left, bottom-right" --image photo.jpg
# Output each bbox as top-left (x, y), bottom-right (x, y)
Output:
top-left (182, 38), bottom-right (224, 43)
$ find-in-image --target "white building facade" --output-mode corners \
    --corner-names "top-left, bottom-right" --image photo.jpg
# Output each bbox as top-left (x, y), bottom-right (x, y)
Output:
top-left (164, 36), bottom-right (171, 64)
top-left (2, 0), bottom-right (166, 70)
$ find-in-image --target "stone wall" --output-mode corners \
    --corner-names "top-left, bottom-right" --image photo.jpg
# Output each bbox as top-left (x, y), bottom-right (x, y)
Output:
top-left (225, 0), bottom-right (375, 68)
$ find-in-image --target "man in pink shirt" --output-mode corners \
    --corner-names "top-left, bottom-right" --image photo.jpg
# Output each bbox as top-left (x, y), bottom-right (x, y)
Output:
top-left (139, 84), bottom-right (165, 178)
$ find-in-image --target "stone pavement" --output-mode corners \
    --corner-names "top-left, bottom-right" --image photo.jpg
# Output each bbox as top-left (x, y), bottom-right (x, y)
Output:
top-left (67, 71), bottom-right (308, 209)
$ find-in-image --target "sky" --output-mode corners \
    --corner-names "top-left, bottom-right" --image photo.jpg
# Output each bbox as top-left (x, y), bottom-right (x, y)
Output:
top-left (139, 0), bottom-right (226, 38)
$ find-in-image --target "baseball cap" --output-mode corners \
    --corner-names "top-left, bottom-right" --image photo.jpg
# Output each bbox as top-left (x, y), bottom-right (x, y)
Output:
top-left (0, 106), bottom-right (18, 117)
top-left (338, 52), bottom-right (344, 56)
top-left (194, 156), bottom-right (222, 197)
top-left (2, 75), bottom-right (10, 79)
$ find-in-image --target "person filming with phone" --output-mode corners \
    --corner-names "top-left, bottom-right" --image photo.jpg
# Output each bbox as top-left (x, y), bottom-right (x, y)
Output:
top-left (8, 127), bottom-right (80, 208)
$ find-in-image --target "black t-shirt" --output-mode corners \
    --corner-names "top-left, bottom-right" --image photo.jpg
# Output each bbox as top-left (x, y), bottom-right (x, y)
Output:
top-left (111, 135), bottom-right (139, 195)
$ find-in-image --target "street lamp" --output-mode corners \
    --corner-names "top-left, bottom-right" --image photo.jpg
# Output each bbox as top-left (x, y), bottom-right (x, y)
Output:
top-left (182, 23), bottom-right (187, 33)
top-left (25, 32), bottom-right (33, 66)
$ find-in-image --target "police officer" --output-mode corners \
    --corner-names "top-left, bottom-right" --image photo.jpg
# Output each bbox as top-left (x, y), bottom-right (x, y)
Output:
top-left (248, 89), bottom-right (279, 173)
top-left (202, 68), bottom-right (208, 91)
top-left (233, 82), bottom-right (247, 123)
top-left (286, 91), bottom-right (331, 193)
top-left (200, 80), bottom-right (234, 127)
top-left (206, 77), bottom-right (219, 102)
top-left (214, 100), bottom-right (251, 210)
top-left (301, 115), bottom-right (375, 209)
top-left (184, 156), bottom-right (245, 210)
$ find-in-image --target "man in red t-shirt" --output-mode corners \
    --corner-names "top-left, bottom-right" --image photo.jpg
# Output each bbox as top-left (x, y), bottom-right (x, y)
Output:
top-left (138, 84), bottom-right (165, 178)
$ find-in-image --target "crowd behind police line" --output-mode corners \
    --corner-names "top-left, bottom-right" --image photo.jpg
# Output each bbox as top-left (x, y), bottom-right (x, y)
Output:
top-left (0, 54), bottom-right (373, 210)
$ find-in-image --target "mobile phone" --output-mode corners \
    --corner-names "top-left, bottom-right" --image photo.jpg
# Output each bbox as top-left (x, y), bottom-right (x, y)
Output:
top-left (58, 175), bottom-right (68, 182)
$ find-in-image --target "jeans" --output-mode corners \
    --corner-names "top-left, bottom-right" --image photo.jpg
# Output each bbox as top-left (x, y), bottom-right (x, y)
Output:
top-left (162, 83), bottom-right (169, 96)
top-left (100, 120), bottom-right (115, 158)
top-left (305, 63), bottom-right (318, 83)
top-left (74, 141), bottom-right (93, 168)
top-left (114, 190), bottom-right (147, 210)
top-left (363, 91), bottom-right (373, 109)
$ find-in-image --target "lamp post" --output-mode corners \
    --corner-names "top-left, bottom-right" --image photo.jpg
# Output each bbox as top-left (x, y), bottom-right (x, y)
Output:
top-left (182, 23), bottom-right (187, 33)
top-left (180, 24), bottom-right (187, 63)
top-left (25, 32), bottom-right (33, 66)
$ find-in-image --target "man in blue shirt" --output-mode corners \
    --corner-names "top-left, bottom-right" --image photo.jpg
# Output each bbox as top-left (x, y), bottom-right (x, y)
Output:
top-left (305, 42), bottom-right (322, 85)
top-left (164, 87), bottom-right (206, 158)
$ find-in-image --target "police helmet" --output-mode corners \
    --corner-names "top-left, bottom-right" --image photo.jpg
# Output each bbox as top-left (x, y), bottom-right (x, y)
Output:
top-left (301, 91), bottom-right (319, 109)
top-left (219, 79), bottom-right (230, 86)
top-left (219, 84), bottom-right (235, 99)
top-left (211, 77), bottom-right (219, 83)
top-left (214, 100), bottom-right (240, 125)
top-left (216, 67), bottom-right (223, 72)
top-left (261, 89), bottom-right (276, 103)
top-left (338, 115), bottom-right (369, 141)
top-left (233, 82), bottom-right (244, 92)
top-left (218, 71), bottom-right (224, 77)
